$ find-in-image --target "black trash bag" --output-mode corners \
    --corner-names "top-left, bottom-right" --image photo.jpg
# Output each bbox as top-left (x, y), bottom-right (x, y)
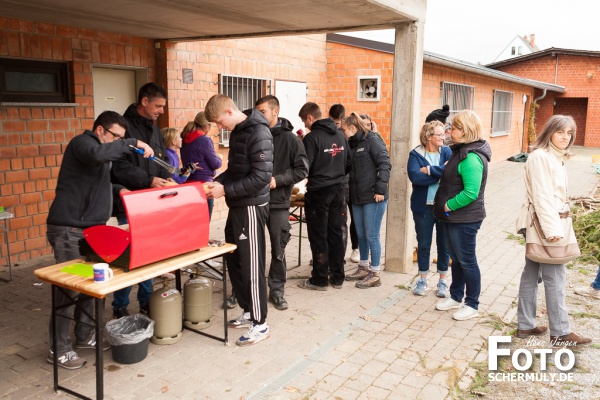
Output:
top-left (105, 314), bottom-right (154, 346)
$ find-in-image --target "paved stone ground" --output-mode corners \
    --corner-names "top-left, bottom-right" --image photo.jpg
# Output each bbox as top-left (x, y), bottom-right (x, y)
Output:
top-left (1, 146), bottom-right (598, 400)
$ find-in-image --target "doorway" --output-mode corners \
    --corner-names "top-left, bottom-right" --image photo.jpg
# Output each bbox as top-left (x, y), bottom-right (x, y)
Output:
top-left (92, 67), bottom-right (143, 118)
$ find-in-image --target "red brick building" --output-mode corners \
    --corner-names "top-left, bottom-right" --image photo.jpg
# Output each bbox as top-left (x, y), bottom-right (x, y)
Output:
top-left (487, 48), bottom-right (600, 147)
top-left (325, 34), bottom-right (564, 160)
top-left (0, 19), bottom-right (565, 263)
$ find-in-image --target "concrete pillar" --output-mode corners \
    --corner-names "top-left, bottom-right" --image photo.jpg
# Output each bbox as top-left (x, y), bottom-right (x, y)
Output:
top-left (385, 22), bottom-right (425, 273)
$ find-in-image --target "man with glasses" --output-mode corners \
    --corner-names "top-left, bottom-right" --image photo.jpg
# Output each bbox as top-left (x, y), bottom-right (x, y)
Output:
top-left (45, 111), bottom-right (153, 369)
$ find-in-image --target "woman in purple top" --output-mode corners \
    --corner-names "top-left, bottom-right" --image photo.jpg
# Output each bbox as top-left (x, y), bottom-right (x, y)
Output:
top-left (181, 111), bottom-right (223, 218)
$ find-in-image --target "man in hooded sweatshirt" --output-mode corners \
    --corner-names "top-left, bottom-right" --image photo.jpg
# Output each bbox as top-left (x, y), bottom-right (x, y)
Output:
top-left (297, 102), bottom-right (349, 291)
top-left (204, 94), bottom-right (273, 346)
top-left (255, 95), bottom-right (308, 310)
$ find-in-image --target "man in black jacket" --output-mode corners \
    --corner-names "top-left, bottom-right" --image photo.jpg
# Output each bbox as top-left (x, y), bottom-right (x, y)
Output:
top-left (110, 82), bottom-right (172, 319)
top-left (298, 102), bottom-right (349, 290)
top-left (205, 94), bottom-right (273, 346)
top-left (46, 111), bottom-right (153, 369)
top-left (255, 95), bottom-right (308, 310)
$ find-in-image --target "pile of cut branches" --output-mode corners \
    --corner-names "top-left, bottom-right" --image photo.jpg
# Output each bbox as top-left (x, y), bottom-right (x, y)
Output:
top-left (571, 195), bottom-right (600, 264)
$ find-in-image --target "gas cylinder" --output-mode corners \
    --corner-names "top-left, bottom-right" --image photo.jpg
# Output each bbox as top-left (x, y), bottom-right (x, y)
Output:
top-left (149, 282), bottom-right (183, 344)
top-left (184, 276), bottom-right (213, 330)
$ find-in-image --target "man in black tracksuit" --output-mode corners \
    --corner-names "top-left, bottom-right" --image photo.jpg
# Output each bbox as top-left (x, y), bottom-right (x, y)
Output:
top-left (110, 82), bottom-right (172, 319)
top-left (297, 102), bottom-right (349, 290)
top-left (205, 94), bottom-right (273, 346)
top-left (255, 95), bottom-right (308, 310)
top-left (46, 111), bottom-right (153, 369)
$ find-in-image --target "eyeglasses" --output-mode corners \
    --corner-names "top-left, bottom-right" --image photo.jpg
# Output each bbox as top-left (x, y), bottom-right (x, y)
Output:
top-left (431, 133), bottom-right (445, 137)
top-left (105, 127), bottom-right (123, 140)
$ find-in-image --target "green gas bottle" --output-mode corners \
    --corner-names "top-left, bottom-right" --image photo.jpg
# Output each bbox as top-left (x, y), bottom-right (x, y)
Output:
top-left (149, 281), bottom-right (183, 345)
top-left (184, 276), bottom-right (213, 330)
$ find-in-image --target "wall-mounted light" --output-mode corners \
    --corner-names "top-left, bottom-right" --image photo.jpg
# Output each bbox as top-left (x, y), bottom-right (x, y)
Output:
top-left (586, 71), bottom-right (594, 79)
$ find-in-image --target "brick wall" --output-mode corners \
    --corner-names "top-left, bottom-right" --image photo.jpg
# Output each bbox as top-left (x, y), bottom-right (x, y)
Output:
top-left (0, 17), bottom-right (328, 262)
top-left (158, 35), bottom-right (328, 221)
top-left (326, 42), bottom-right (533, 161)
top-left (493, 54), bottom-right (600, 147)
top-left (0, 18), bottom-right (156, 262)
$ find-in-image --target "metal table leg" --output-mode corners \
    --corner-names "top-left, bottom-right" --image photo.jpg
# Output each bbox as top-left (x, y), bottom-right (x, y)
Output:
top-left (0, 212), bottom-right (13, 282)
top-left (51, 285), bottom-right (101, 400)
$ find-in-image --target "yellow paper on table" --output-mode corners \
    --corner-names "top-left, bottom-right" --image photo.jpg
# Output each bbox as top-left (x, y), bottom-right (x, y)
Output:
top-left (60, 263), bottom-right (94, 278)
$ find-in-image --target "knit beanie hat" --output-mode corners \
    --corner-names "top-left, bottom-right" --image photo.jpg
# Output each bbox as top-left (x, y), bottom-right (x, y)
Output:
top-left (425, 105), bottom-right (450, 123)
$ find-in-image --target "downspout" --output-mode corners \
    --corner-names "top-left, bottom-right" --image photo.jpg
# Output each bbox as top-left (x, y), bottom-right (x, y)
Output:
top-left (528, 88), bottom-right (547, 147)
top-left (533, 88), bottom-right (547, 104)
top-left (554, 53), bottom-right (559, 85)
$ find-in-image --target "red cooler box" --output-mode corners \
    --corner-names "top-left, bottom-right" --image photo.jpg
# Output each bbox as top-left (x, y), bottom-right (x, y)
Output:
top-left (79, 182), bottom-right (209, 271)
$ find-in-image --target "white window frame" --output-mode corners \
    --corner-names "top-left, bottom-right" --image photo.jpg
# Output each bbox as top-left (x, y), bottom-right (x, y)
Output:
top-left (491, 90), bottom-right (513, 137)
top-left (441, 82), bottom-right (474, 119)
top-left (357, 76), bottom-right (381, 102)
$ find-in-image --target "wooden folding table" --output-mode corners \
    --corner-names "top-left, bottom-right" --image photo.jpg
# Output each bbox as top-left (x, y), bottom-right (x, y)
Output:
top-left (34, 243), bottom-right (236, 400)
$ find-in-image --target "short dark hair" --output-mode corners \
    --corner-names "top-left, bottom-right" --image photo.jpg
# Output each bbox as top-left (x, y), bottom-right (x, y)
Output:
top-left (299, 102), bottom-right (321, 120)
top-left (137, 82), bottom-right (167, 104)
top-left (93, 111), bottom-right (129, 131)
top-left (255, 95), bottom-right (279, 109)
top-left (328, 104), bottom-right (346, 120)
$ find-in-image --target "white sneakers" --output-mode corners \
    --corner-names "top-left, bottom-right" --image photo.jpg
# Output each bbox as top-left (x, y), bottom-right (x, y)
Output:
top-left (574, 285), bottom-right (600, 299)
top-left (350, 249), bottom-right (360, 263)
top-left (452, 305), bottom-right (479, 321)
top-left (435, 297), bottom-right (479, 320)
top-left (435, 297), bottom-right (461, 311)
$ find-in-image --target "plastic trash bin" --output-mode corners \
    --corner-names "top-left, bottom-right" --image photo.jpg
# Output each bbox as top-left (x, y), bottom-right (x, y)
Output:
top-left (105, 314), bottom-right (154, 364)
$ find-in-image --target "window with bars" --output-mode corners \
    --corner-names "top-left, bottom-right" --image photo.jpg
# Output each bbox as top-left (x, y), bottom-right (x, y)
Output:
top-left (218, 74), bottom-right (271, 145)
top-left (441, 82), bottom-right (474, 117)
top-left (491, 90), bottom-right (513, 136)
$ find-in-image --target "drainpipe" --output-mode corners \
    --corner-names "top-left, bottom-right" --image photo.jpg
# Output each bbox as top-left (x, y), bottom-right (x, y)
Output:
top-left (533, 88), bottom-right (547, 104)
top-left (528, 88), bottom-right (548, 148)
top-left (554, 53), bottom-right (559, 85)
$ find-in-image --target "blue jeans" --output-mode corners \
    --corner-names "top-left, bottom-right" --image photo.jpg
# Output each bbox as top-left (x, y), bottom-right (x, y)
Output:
top-left (593, 265), bottom-right (600, 290)
top-left (443, 221), bottom-right (482, 310)
top-left (413, 206), bottom-right (449, 274)
top-left (352, 200), bottom-right (387, 270)
top-left (207, 198), bottom-right (214, 220)
top-left (113, 215), bottom-right (152, 310)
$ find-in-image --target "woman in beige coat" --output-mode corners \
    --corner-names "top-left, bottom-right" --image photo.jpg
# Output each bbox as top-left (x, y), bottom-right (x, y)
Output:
top-left (515, 115), bottom-right (591, 347)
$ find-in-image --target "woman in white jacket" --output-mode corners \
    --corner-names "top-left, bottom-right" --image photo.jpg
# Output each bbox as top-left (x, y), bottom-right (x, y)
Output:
top-left (515, 115), bottom-right (591, 347)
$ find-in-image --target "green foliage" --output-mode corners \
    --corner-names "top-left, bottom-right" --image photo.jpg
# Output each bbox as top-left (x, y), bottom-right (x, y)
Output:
top-left (572, 206), bottom-right (600, 264)
top-left (527, 102), bottom-right (540, 145)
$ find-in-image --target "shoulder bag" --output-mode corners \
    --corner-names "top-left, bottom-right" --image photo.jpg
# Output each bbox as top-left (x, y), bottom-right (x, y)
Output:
top-left (525, 207), bottom-right (580, 264)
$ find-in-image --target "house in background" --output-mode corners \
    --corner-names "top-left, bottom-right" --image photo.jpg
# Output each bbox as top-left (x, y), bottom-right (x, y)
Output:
top-left (487, 48), bottom-right (600, 147)
top-left (493, 34), bottom-right (540, 63)
top-left (326, 33), bottom-right (564, 160)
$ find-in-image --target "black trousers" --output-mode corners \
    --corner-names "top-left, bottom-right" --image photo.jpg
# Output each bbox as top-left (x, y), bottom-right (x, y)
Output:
top-left (267, 207), bottom-right (292, 297)
top-left (305, 183), bottom-right (345, 287)
top-left (224, 204), bottom-right (269, 325)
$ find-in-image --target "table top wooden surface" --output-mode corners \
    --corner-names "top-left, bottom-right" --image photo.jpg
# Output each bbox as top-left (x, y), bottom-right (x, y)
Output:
top-left (34, 244), bottom-right (236, 298)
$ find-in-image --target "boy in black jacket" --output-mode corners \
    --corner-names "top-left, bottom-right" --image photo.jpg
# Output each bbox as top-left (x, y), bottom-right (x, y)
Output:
top-left (46, 111), bottom-right (153, 369)
top-left (255, 95), bottom-right (308, 310)
top-left (205, 94), bottom-right (273, 346)
top-left (298, 102), bottom-right (349, 290)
